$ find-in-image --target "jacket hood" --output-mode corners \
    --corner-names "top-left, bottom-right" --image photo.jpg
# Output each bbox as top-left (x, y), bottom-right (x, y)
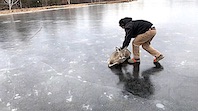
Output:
top-left (119, 17), bottom-right (132, 27)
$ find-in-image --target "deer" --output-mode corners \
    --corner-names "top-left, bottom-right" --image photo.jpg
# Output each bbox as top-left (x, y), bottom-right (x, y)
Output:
top-left (108, 47), bottom-right (131, 67)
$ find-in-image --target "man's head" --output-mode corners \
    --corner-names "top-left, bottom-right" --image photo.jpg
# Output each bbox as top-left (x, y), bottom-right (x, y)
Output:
top-left (119, 17), bottom-right (132, 29)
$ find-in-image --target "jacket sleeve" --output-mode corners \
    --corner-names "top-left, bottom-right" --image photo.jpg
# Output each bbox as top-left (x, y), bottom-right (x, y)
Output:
top-left (121, 28), bottom-right (134, 49)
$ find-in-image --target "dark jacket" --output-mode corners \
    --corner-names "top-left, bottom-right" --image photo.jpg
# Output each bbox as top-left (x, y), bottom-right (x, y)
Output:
top-left (120, 18), bottom-right (153, 48)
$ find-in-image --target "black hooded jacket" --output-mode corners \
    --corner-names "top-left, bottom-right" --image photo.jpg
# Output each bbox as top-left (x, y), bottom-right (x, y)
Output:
top-left (119, 17), bottom-right (153, 48)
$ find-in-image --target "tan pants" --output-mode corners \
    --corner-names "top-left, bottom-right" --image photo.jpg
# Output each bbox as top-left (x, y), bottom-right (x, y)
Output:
top-left (132, 29), bottom-right (161, 59)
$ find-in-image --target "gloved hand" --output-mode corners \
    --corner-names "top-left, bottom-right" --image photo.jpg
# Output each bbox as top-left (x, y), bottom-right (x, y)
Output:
top-left (120, 46), bottom-right (127, 50)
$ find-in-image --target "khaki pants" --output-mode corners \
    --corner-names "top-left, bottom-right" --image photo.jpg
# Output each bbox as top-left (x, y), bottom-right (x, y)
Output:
top-left (132, 29), bottom-right (161, 59)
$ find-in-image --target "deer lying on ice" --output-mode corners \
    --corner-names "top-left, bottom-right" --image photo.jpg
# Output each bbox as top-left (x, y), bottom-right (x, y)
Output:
top-left (108, 47), bottom-right (131, 67)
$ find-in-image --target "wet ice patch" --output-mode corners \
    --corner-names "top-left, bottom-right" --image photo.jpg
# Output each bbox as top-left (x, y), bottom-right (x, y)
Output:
top-left (77, 76), bottom-right (87, 83)
top-left (68, 69), bottom-right (74, 74)
top-left (184, 50), bottom-right (191, 53)
top-left (66, 96), bottom-right (73, 102)
top-left (14, 94), bottom-right (21, 99)
top-left (34, 90), bottom-right (39, 96)
top-left (57, 73), bottom-right (63, 75)
top-left (163, 40), bottom-right (171, 43)
top-left (82, 104), bottom-right (92, 110)
top-left (180, 60), bottom-right (187, 65)
top-left (47, 92), bottom-right (52, 95)
top-left (69, 60), bottom-right (78, 64)
top-left (156, 103), bottom-right (165, 110)
top-left (174, 32), bottom-right (182, 35)
top-left (66, 90), bottom-right (73, 102)
top-left (7, 102), bottom-right (10, 107)
top-left (123, 95), bottom-right (129, 99)
top-left (47, 69), bottom-right (53, 72)
top-left (49, 76), bottom-right (53, 80)
top-left (77, 55), bottom-right (81, 58)
top-left (28, 94), bottom-right (31, 96)
top-left (104, 92), bottom-right (113, 100)
top-left (13, 73), bottom-right (21, 77)
top-left (11, 109), bottom-right (17, 111)
top-left (61, 58), bottom-right (66, 62)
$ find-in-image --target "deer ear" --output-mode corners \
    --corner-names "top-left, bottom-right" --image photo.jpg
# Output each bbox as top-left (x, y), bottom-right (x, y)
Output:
top-left (115, 47), bottom-right (120, 52)
top-left (116, 47), bottom-right (119, 52)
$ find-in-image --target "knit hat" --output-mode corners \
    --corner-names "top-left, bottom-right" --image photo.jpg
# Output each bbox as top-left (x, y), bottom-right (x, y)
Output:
top-left (119, 17), bottom-right (132, 27)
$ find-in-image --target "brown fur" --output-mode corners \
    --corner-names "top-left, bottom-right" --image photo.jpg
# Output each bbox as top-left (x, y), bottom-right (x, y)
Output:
top-left (108, 47), bottom-right (131, 67)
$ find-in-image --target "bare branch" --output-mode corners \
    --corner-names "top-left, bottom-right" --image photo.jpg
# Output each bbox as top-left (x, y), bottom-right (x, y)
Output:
top-left (4, 0), bottom-right (9, 4)
top-left (13, 0), bottom-right (19, 5)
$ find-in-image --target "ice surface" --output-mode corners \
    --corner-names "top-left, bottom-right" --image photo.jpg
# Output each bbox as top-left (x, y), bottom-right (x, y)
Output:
top-left (0, 0), bottom-right (198, 111)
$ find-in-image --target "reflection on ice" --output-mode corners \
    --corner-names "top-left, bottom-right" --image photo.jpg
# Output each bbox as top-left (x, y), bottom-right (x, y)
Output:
top-left (110, 62), bottom-right (163, 98)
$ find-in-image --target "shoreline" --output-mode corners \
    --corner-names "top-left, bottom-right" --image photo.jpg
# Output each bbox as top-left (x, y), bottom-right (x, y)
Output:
top-left (0, 0), bottom-right (132, 16)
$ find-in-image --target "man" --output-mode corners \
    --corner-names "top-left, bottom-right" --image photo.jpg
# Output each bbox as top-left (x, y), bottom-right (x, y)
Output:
top-left (119, 17), bottom-right (164, 63)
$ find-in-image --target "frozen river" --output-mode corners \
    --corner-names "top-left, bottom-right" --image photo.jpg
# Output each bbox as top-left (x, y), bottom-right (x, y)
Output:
top-left (0, 0), bottom-right (198, 111)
